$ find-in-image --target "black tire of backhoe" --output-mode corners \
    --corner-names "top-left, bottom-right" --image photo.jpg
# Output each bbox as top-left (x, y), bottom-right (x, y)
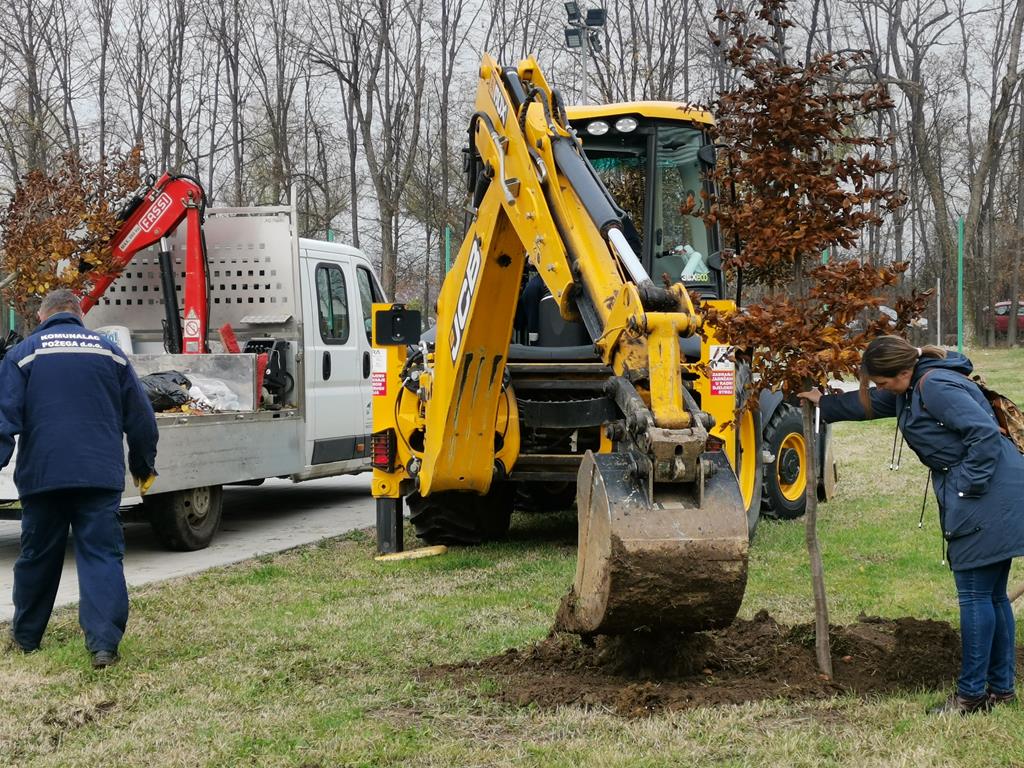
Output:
top-left (761, 404), bottom-right (806, 520)
top-left (407, 488), bottom-right (513, 546)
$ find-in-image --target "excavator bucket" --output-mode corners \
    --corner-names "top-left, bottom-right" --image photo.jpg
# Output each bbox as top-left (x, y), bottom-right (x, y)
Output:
top-left (555, 450), bottom-right (749, 636)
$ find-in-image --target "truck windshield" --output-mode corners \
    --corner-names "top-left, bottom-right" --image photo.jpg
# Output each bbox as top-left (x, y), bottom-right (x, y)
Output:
top-left (581, 121), bottom-right (718, 292)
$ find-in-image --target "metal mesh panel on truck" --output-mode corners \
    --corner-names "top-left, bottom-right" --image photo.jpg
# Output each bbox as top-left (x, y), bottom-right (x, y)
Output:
top-left (85, 208), bottom-right (301, 343)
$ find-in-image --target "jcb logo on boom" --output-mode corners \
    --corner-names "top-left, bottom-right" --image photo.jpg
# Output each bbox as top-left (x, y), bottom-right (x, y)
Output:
top-left (488, 76), bottom-right (508, 125)
top-left (449, 238), bottom-right (483, 363)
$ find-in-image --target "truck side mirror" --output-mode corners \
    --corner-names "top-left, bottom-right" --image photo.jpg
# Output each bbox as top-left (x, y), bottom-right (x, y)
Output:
top-left (374, 305), bottom-right (421, 346)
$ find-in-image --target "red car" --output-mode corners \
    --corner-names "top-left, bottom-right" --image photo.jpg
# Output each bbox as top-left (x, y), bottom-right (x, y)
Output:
top-left (994, 300), bottom-right (1024, 335)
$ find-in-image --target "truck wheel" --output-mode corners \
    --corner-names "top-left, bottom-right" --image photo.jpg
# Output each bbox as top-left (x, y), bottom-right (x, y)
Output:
top-left (146, 485), bottom-right (224, 551)
top-left (408, 486), bottom-right (513, 545)
top-left (761, 405), bottom-right (806, 520)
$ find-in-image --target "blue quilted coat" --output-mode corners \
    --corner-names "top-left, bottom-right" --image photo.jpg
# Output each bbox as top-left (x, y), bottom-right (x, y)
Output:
top-left (819, 352), bottom-right (1024, 571)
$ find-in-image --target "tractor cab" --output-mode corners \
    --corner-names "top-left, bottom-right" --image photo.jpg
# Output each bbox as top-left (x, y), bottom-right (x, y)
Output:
top-left (566, 102), bottom-right (724, 300)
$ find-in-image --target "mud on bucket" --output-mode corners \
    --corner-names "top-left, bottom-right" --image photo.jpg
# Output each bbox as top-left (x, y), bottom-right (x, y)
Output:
top-left (556, 450), bottom-right (750, 636)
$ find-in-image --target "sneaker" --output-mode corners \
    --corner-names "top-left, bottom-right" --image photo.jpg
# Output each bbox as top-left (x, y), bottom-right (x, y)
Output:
top-left (91, 650), bottom-right (119, 669)
top-left (927, 692), bottom-right (991, 715)
top-left (989, 689), bottom-right (1017, 706)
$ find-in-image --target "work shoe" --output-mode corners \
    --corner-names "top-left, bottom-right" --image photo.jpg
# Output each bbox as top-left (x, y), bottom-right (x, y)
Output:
top-left (989, 689), bottom-right (1017, 707)
top-left (91, 650), bottom-right (119, 670)
top-left (3, 633), bottom-right (37, 654)
top-left (927, 692), bottom-right (991, 716)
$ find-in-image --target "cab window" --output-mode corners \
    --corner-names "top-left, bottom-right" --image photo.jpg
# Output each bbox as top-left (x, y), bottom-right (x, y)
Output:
top-left (652, 125), bottom-right (714, 286)
top-left (316, 264), bottom-right (350, 343)
top-left (356, 266), bottom-right (382, 342)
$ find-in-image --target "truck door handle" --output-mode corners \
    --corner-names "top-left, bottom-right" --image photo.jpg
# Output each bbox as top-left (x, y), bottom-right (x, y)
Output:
top-left (362, 351), bottom-right (370, 379)
top-left (322, 351), bottom-right (332, 380)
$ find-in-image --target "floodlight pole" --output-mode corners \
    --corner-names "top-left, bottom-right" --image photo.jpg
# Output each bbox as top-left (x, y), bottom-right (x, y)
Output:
top-left (563, 3), bottom-right (605, 105)
top-left (581, 38), bottom-right (590, 104)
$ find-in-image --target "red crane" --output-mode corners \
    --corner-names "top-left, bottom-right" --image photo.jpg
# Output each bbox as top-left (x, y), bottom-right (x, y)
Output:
top-left (80, 173), bottom-right (209, 353)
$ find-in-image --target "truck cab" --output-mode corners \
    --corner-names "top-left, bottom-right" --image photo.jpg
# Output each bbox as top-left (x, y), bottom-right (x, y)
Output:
top-left (300, 241), bottom-right (384, 474)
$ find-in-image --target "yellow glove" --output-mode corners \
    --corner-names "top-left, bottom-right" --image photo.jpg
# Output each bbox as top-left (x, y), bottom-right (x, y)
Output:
top-left (132, 474), bottom-right (156, 495)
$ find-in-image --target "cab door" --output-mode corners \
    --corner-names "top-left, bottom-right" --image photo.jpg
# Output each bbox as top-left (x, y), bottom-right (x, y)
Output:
top-left (302, 251), bottom-right (363, 463)
top-left (353, 261), bottom-right (386, 434)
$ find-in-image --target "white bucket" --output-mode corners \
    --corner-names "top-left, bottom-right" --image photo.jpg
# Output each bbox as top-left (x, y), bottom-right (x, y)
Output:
top-left (94, 325), bottom-right (134, 354)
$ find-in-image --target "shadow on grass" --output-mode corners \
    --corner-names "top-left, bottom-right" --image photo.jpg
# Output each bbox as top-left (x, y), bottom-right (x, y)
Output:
top-left (386, 508), bottom-right (576, 563)
top-left (506, 509), bottom-right (576, 546)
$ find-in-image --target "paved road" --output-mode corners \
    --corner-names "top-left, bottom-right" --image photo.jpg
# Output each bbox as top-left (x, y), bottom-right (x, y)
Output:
top-left (0, 475), bottom-right (374, 622)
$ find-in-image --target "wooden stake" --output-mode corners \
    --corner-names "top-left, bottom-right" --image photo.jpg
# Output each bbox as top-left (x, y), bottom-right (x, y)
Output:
top-left (803, 398), bottom-right (833, 678)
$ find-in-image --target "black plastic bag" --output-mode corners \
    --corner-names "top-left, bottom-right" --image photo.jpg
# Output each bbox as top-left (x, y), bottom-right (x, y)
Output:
top-left (141, 371), bottom-right (192, 411)
top-left (0, 331), bottom-right (23, 362)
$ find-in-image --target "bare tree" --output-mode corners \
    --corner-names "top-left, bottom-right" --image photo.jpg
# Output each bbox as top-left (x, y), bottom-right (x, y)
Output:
top-left (244, 0), bottom-right (304, 203)
top-left (482, 0), bottom-right (564, 68)
top-left (42, 0), bottom-right (84, 154)
top-left (435, 0), bottom-right (480, 267)
top-left (111, 0), bottom-right (157, 151)
top-left (207, 0), bottom-right (249, 204)
top-left (0, 0), bottom-right (58, 173)
top-left (307, 0), bottom-right (363, 246)
top-left (294, 67), bottom-right (349, 237)
top-left (882, 0), bottom-right (1023, 336)
top-left (88, 0), bottom-right (116, 159)
top-left (591, 0), bottom-right (693, 101)
top-left (312, 0), bottom-right (427, 294)
top-left (1011, 95), bottom-right (1024, 347)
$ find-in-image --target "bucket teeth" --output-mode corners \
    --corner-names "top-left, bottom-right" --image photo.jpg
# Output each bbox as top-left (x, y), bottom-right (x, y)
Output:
top-left (555, 450), bottom-right (749, 636)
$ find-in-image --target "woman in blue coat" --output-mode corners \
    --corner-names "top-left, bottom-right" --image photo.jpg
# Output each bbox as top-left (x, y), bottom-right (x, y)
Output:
top-left (799, 335), bottom-right (1024, 715)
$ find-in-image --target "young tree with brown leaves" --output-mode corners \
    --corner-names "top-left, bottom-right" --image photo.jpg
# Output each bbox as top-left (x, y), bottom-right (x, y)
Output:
top-left (703, 0), bottom-right (928, 676)
top-left (0, 147), bottom-right (143, 321)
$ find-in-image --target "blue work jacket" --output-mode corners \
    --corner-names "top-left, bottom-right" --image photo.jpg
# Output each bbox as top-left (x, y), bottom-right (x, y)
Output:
top-left (819, 352), bottom-right (1024, 571)
top-left (0, 313), bottom-right (158, 497)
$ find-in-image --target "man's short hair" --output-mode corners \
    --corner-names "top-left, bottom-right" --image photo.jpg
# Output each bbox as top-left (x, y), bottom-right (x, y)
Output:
top-left (38, 289), bottom-right (83, 320)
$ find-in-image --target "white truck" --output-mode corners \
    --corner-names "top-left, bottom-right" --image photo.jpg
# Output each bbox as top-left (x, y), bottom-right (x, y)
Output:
top-left (0, 200), bottom-right (383, 550)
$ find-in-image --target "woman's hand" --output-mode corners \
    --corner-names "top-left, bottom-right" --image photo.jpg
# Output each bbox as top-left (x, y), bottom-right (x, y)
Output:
top-left (797, 389), bottom-right (823, 405)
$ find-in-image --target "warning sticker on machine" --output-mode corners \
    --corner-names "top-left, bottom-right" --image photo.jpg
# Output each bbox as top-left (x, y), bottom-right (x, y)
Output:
top-left (708, 344), bottom-right (735, 396)
top-left (371, 348), bottom-right (387, 396)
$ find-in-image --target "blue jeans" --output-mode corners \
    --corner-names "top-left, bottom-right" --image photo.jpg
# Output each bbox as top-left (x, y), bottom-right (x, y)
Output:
top-left (953, 559), bottom-right (1016, 698)
top-left (12, 489), bottom-right (128, 653)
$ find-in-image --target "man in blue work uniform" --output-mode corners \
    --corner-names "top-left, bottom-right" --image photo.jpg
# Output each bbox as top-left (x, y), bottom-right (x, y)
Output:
top-left (0, 289), bottom-right (157, 669)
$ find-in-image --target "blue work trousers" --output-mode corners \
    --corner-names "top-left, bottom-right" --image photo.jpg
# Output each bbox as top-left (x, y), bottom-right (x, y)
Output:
top-left (953, 558), bottom-right (1016, 699)
top-left (12, 488), bottom-right (127, 653)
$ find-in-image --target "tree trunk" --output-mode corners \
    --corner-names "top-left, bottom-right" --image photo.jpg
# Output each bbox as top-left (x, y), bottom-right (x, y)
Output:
top-left (1010, 91), bottom-right (1024, 348)
top-left (345, 82), bottom-right (359, 249)
top-left (802, 398), bottom-right (832, 678)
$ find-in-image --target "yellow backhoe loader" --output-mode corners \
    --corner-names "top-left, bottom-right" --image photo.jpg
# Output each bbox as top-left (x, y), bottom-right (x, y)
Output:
top-left (369, 55), bottom-right (764, 635)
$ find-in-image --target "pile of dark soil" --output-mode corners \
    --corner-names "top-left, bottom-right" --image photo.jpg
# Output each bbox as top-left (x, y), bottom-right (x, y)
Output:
top-left (423, 611), bottom-right (974, 716)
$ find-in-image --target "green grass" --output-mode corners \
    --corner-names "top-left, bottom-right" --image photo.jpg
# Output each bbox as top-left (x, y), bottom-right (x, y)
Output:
top-left (3, 347), bottom-right (1024, 767)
